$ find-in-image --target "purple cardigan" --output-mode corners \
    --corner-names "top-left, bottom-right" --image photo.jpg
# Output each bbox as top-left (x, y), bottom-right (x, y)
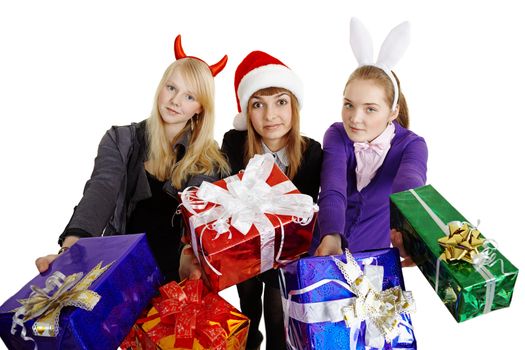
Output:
top-left (318, 121), bottom-right (428, 252)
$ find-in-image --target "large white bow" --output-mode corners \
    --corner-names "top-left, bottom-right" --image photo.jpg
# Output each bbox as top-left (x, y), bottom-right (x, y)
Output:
top-left (181, 153), bottom-right (318, 275)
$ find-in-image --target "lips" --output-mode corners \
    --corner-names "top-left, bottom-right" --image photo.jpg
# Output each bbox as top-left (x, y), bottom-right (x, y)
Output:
top-left (264, 124), bottom-right (282, 130)
top-left (166, 106), bottom-right (180, 115)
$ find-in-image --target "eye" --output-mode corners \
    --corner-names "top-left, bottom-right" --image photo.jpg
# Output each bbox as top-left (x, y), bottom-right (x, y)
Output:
top-left (185, 95), bottom-right (195, 101)
top-left (366, 107), bottom-right (377, 113)
top-left (251, 101), bottom-right (263, 109)
top-left (167, 84), bottom-right (176, 92)
top-left (277, 98), bottom-right (288, 106)
top-left (343, 102), bottom-right (353, 109)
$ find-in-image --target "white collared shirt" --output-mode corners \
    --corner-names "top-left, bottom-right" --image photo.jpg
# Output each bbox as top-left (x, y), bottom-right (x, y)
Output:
top-left (262, 142), bottom-right (289, 173)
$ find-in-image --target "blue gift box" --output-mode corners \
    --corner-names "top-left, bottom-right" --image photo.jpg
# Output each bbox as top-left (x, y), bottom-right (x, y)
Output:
top-left (0, 234), bottom-right (163, 350)
top-left (279, 248), bottom-right (416, 350)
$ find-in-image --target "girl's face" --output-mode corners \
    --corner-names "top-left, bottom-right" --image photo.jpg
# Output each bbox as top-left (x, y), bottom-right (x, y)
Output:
top-left (158, 68), bottom-right (202, 128)
top-left (342, 79), bottom-right (398, 143)
top-left (248, 91), bottom-right (292, 150)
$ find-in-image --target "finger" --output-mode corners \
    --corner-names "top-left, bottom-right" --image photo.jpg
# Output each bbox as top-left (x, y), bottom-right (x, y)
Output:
top-left (35, 257), bottom-right (50, 273)
top-left (189, 269), bottom-right (202, 280)
top-left (401, 257), bottom-right (415, 267)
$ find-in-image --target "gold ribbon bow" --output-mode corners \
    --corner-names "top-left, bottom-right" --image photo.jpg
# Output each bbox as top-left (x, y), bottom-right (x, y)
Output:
top-left (333, 250), bottom-right (414, 346)
top-left (438, 221), bottom-right (485, 264)
top-left (11, 261), bottom-right (112, 347)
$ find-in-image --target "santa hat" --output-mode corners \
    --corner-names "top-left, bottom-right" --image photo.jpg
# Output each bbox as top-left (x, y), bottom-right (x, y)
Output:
top-left (233, 51), bottom-right (303, 130)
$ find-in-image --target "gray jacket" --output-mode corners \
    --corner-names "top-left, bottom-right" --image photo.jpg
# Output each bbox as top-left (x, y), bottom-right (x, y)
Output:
top-left (59, 120), bottom-right (218, 245)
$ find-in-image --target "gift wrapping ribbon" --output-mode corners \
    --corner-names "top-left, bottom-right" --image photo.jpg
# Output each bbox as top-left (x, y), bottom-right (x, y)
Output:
top-left (281, 251), bottom-right (414, 350)
top-left (10, 261), bottom-right (112, 350)
top-left (407, 188), bottom-right (515, 314)
top-left (126, 280), bottom-right (247, 349)
top-left (180, 153), bottom-right (318, 276)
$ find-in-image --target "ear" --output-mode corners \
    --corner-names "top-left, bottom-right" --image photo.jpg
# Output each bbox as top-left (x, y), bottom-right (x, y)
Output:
top-left (376, 21), bottom-right (410, 70)
top-left (350, 18), bottom-right (374, 66)
top-left (389, 105), bottom-right (400, 122)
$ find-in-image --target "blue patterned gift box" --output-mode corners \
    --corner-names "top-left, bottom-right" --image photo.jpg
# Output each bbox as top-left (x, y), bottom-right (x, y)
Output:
top-left (279, 248), bottom-right (416, 350)
top-left (0, 234), bottom-right (163, 350)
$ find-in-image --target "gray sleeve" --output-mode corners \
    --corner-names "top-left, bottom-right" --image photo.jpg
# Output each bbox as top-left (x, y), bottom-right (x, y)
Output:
top-left (60, 127), bottom-right (130, 242)
top-left (185, 173), bottom-right (220, 188)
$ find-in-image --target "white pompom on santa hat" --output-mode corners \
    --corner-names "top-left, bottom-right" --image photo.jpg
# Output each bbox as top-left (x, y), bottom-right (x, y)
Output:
top-left (233, 51), bottom-right (303, 130)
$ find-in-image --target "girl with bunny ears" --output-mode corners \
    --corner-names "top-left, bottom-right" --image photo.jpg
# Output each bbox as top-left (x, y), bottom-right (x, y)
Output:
top-left (315, 18), bottom-right (428, 258)
top-left (221, 51), bottom-right (323, 350)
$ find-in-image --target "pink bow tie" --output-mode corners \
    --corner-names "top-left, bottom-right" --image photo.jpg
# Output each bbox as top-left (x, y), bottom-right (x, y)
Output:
top-left (354, 142), bottom-right (387, 155)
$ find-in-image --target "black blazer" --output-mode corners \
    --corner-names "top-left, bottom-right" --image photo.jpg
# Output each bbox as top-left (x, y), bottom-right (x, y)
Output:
top-left (221, 129), bottom-right (323, 202)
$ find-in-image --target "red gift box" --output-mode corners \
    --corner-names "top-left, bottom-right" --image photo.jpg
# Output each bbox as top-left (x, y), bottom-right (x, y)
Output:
top-left (179, 154), bottom-right (318, 291)
top-left (121, 280), bottom-right (249, 350)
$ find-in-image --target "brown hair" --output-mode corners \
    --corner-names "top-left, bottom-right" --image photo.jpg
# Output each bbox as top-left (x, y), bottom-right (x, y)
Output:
top-left (345, 65), bottom-right (409, 128)
top-left (244, 87), bottom-right (306, 179)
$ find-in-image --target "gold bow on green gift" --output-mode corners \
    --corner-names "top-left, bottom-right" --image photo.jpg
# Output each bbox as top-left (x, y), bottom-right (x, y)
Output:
top-left (438, 221), bottom-right (485, 264)
top-left (11, 261), bottom-right (112, 345)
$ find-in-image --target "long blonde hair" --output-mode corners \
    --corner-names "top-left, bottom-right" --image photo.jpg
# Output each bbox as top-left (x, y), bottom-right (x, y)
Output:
top-left (146, 58), bottom-right (230, 188)
top-left (345, 65), bottom-right (409, 128)
top-left (244, 87), bottom-right (306, 179)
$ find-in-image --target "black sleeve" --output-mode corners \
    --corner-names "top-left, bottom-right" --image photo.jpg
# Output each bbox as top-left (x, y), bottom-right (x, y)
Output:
top-left (221, 129), bottom-right (246, 175)
top-left (296, 138), bottom-right (323, 203)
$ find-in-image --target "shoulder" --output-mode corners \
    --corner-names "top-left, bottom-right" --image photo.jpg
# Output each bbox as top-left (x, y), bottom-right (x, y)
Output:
top-left (393, 122), bottom-right (427, 147)
top-left (100, 120), bottom-right (146, 159)
top-left (322, 122), bottom-right (351, 157)
top-left (105, 120), bottom-right (145, 142)
top-left (301, 136), bottom-right (322, 159)
top-left (222, 129), bottom-right (247, 145)
top-left (323, 122), bottom-right (348, 143)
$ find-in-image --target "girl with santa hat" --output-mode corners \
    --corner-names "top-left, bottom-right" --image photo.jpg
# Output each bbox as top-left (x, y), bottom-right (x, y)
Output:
top-left (222, 50), bottom-right (323, 350)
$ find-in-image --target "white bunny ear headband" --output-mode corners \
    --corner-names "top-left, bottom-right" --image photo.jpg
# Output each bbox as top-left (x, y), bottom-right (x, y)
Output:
top-left (350, 17), bottom-right (410, 111)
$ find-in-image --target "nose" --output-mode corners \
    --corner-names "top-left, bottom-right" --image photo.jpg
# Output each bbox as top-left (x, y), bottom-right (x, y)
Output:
top-left (264, 105), bottom-right (276, 121)
top-left (170, 92), bottom-right (181, 106)
top-left (347, 109), bottom-right (363, 124)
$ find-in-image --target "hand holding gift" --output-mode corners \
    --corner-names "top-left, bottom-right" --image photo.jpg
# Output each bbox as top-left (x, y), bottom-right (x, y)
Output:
top-left (390, 185), bottom-right (519, 322)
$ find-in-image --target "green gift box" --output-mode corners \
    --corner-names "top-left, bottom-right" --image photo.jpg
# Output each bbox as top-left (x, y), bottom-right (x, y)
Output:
top-left (390, 184), bottom-right (519, 322)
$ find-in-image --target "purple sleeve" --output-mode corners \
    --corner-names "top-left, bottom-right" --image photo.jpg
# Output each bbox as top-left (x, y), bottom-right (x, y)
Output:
top-left (392, 137), bottom-right (428, 193)
top-left (318, 124), bottom-right (348, 240)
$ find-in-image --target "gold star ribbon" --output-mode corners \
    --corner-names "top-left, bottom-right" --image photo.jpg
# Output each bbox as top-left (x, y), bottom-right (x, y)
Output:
top-left (11, 261), bottom-right (113, 349)
top-left (332, 250), bottom-right (415, 347)
top-left (438, 221), bottom-right (485, 264)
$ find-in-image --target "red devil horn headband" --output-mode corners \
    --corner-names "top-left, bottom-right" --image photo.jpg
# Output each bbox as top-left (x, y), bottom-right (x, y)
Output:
top-left (174, 35), bottom-right (227, 77)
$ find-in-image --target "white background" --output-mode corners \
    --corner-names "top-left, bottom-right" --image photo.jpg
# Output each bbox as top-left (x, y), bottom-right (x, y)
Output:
top-left (0, 1), bottom-right (523, 349)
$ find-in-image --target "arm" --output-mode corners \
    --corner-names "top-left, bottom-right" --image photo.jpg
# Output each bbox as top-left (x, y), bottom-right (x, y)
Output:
top-left (315, 125), bottom-right (349, 255)
top-left (392, 137), bottom-right (428, 193)
top-left (299, 139), bottom-right (323, 203)
top-left (391, 137), bottom-right (427, 267)
top-left (220, 130), bottom-right (245, 174)
top-left (59, 127), bottom-right (129, 244)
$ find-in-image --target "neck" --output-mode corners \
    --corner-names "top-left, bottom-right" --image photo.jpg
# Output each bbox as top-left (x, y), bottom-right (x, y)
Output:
top-left (368, 122), bottom-right (394, 143)
top-left (164, 122), bottom-right (187, 142)
top-left (263, 137), bottom-right (286, 152)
